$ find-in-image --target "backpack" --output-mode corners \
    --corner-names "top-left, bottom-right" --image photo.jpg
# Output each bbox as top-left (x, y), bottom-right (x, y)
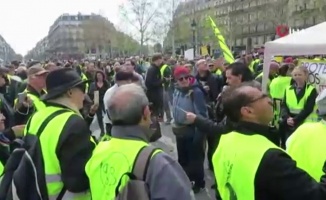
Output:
top-left (0, 109), bottom-right (69, 200)
top-left (115, 146), bottom-right (159, 200)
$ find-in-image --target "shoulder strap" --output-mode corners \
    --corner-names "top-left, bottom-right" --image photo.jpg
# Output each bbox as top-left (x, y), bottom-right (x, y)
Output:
top-left (132, 145), bottom-right (159, 180)
top-left (26, 109), bottom-right (71, 137)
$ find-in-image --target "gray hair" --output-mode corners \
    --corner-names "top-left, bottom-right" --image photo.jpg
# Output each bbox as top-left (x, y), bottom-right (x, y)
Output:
top-left (107, 83), bottom-right (149, 125)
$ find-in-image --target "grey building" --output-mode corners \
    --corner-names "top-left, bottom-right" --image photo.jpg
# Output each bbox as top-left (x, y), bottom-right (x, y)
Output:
top-left (0, 35), bottom-right (16, 65)
top-left (47, 13), bottom-right (97, 59)
top-left (165, 0), bottom-right (325, 53)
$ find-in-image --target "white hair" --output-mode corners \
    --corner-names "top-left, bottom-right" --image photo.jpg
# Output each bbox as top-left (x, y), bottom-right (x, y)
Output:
top-left (107, 84), bottom-right (149, 125)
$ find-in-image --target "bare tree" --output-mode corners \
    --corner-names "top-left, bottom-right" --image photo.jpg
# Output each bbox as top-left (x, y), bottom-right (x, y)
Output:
top-left (120, 0), bottom-right (164, 54)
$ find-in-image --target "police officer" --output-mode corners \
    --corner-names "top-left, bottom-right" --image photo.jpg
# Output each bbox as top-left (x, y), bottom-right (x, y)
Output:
top-left (213, 81), bottom-right (326, 199)
top-left (287, 89), bottom-right (326, 181)
top-left (86, 84), bottom-right (194, 200)
top-left (25, 68), bottom-right (96, 199)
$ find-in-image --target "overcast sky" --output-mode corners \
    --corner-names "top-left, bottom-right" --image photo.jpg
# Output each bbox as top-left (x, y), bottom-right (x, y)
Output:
top-left (0, 0), bottom-right (125, 55)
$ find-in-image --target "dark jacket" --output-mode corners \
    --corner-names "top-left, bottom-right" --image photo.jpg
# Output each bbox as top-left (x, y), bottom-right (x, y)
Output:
top-left (145, 64), bottom-right (163, 104)
top-left (232, 121), bottom-right (326, 200)
top-left (48, 102), bottom-right (96, 192)
top-left (193, 115), bottom-right (233, 136)
top-left (0, 94), bottom-right (15, 128)
top-left (195, 72), bottom-right (222, 102)
top-left (0, 76), bottom-right (21, 107)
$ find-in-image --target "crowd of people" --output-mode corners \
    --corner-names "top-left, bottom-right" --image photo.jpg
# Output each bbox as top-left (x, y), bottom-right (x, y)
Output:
top-left (0, 51), bottom-right (325, 199)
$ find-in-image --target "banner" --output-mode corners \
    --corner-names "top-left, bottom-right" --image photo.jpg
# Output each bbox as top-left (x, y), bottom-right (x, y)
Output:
top-left (200, 46), bottom-right (208, 56)
top-left (298, 59), bottom-right (326, 92)
top-left (207, 16), bottom-right (234, 64)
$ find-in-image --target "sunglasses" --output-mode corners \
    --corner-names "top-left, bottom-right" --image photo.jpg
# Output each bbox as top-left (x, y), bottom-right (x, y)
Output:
top-left (178, 76), bottom-right (190, 81)
top-left (75, 83), bottom-right (86, 93)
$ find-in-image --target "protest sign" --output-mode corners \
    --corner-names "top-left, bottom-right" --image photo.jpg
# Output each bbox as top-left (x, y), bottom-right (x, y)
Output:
top-left (298, 59), bottom-right (326, 93)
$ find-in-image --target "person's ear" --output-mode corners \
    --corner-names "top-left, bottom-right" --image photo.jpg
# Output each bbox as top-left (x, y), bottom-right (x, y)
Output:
top-left (143, 105), bottom-right (151, 121)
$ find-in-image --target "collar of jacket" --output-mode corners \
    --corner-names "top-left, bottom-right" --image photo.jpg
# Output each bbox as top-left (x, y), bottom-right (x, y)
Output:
top-left (26, 84), bottom-right (45, 97)
top-left (289, 82), bottom-right (307, 90)
top-left (233, 121), bottom-right (279, 145)
top-left (195, 70), bottom-right (212, 80)
top-left (45, 97), bottom-right (82, 117)
top-left (111, 125), bottom-right (150, 143)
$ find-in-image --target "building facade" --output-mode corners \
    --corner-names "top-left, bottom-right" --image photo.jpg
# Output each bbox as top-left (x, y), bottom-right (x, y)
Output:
top-left (47, 13), bottom-right (96, 59)
top-left (25, 37), bottom-right (49, 61)
top-left (164, 0), bottom-right (326, 53)
top-left (0, 35), bottom-right (16, 65)
top-left (26, 13), bottom-right (141, 60)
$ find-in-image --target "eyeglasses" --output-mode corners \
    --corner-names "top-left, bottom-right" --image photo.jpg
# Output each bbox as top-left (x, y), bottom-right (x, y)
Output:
top-left (178, 77), bottom-right (189, 81)
top-left (246, 93), bottom-right (269, 105)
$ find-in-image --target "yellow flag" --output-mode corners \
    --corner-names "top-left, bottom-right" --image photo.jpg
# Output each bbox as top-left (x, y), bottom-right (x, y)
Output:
top-left (207, 16), bottom-right (234, 63)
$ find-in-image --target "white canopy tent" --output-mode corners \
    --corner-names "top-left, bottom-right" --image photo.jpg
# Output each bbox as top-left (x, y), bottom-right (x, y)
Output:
top-left (262, 22), bottom-right (326, 92)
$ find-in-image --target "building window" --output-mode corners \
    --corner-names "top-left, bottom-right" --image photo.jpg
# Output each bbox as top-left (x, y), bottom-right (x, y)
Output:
top-left (236, 38), bottom-right (242, 46)
top-left (243, 26), bottom-right (249, 33)
top-left (294, 19), bottom-right (304, 27)
top-left (250, 25), bottom-right (257, 33)
top-left (257, 23), bottom-right (264, 31)
top-left (258, 36), bottom-right (264, 45)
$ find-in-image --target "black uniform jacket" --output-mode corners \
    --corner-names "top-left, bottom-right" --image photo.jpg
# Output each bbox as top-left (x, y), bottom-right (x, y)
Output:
top-left (48, 102), bottom-right (96, 193)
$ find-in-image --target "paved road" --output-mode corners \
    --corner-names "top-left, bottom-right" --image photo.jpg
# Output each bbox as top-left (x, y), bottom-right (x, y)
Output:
top-left (91, 118), bottom-right (216, 200)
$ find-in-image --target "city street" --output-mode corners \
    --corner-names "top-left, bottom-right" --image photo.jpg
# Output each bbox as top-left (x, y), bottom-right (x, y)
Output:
top-left (91, 118), bottom-right (216, 200)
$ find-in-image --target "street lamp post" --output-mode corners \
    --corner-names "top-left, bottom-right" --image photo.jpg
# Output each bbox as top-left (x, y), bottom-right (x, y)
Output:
top-left (191, 19), bottom-right (197, 58)
top-left (108, 40), bottom-right (112, 59)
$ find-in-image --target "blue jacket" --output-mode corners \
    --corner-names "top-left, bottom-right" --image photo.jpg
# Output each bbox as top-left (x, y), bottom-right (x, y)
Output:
top-left (172, 80), bottom-right (208, 125)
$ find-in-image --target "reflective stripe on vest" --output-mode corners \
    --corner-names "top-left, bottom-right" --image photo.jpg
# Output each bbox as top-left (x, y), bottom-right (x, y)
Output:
top-left (81, 73), bottom-right (89, 93)
top-left (287, 121), bottom-right (326, 181)
top-left (213, 131), bottom-right (282, 199)
top-left (85, 138), bottom-right (161, 199)
top-left (0, 162), bottom-right (3, 175)
top-left (25, 106), bottom-right (91, 200)
top-left (285, 84), bottom-right (318, 122)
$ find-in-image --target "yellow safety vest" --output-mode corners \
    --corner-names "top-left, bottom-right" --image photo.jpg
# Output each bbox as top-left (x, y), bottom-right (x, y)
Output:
top-left (269, 76), bottom-right (292, 126)
top-left (160, 64), bottom-right (168, 78)
top-left (0, 162), bottom-right (3, 175)
top-left (213, 131), bottom-right (282, 200)
top-left (25, 106), bottom-right (92, 200)
top-left (269, 76), bottom-right (292, 99)
top-left (285, 84), bottom-right (318, 123)
top-left (85, 138), bottom-right (161, 200)
top-left (215, 69), bottom-right (222, 75)
top-left (14, 90), bottom-right (46, 111)
top-left (287, 121), bottom-right (326, 181)
top-left (6, 74), bottom-right (12, 84)
top-left (81, 73), bottom-right (89, 93)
